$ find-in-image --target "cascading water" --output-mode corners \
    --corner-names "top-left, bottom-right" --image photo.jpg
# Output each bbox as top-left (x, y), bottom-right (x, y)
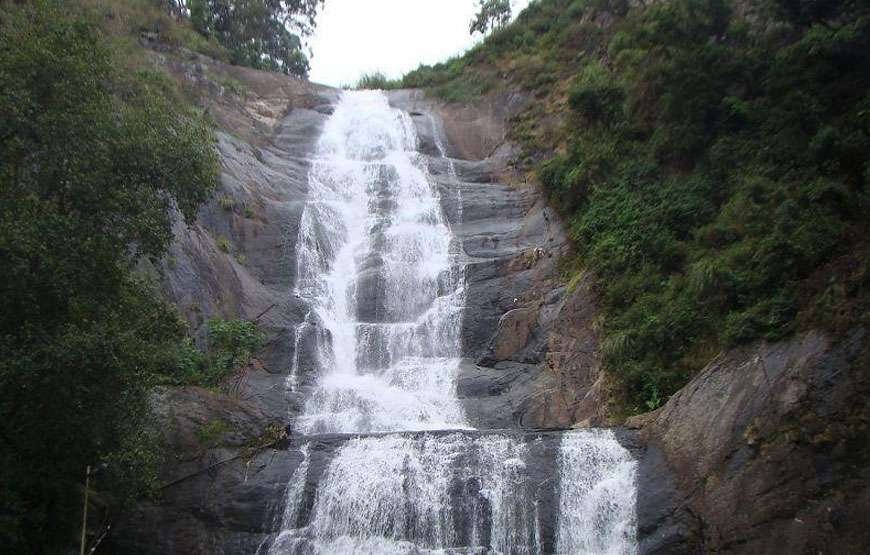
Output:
top-left (267, 91), bottom-right (639, 554)
top-left (291, 91), bottom-right (467, 434)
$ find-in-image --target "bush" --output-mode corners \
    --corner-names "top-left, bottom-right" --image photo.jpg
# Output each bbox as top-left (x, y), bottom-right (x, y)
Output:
top-left (218, 195), bottom-right (236, 211)
top-left (158, 319), bottom-right (265, 387)
top-left (432, 0), bottom-right (869, 411)
top-left (217, 236), bottom-right (232, 252)
top-left (543, 0), bottom-right (870, 410)
top-left (567, 61), bottom-right (625, 124)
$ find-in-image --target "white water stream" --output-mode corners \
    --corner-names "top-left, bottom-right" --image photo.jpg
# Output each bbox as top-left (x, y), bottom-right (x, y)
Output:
top-left (267, 91), bottom-right (638, 554)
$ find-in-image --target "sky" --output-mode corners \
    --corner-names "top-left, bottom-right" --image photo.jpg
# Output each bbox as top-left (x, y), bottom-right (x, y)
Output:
top-left (308, 0), bottom-right (530, 87)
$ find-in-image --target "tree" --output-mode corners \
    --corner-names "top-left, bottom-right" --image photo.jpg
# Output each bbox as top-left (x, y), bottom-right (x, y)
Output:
top-left (0, 1), bottom-right (219, 549)
top-left (470, 0), bottom-right (512, 35)
top-left (188, 0), bottom-right (323, 77)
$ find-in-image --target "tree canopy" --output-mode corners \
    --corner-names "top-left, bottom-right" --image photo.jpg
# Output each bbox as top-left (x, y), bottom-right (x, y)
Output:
top-left (184, 0), bottom-right (323, 76)
top-left (470, 0), bottom-right (512, 35)
top-left (0, 0), bottom-right (219, 549)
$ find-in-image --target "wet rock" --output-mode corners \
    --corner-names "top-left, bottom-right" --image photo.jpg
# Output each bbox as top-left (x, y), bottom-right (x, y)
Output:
top-left (110, 54), bottom-right (339, 553)
top-left (479, 307), bottom-right (538, 365)
top-left (388, 89), bottom-right (609, 430)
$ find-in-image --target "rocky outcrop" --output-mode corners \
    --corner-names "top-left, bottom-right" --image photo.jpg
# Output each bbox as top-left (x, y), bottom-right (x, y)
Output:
top-left (638, 329), bottom-right (870, 554)
top-left (142, 52), bottom-right (339, 420)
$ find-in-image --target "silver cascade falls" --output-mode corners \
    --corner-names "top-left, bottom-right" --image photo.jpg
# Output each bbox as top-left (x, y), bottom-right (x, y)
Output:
top-left (264, 91), bottom-right (638, 555)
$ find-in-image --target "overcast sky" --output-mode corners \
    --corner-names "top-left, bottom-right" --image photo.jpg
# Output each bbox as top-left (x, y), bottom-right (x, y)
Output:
top-left (308, 0), bottom-right (530, 87)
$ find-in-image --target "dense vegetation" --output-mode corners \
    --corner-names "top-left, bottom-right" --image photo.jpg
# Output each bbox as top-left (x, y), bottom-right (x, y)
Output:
top-left (0, 1), bottom-right (264, 550)
top-left (401, 0), bottom-right (870, 412)
top-left (90, 0), bottom-right (322, 78)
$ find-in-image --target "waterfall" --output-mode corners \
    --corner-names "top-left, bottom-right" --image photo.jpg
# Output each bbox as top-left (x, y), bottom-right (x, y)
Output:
top-left (268, 91), bottom-right (638, 554)
top-left (556, 430), bottom-right (638, 554)
top-left (291, 91), bottom-right (467, 434)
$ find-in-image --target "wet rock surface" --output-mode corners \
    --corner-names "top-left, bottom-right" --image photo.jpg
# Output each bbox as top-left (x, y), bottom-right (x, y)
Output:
top-left (107, 57), bottom-right (337, 553)
top-left (110, 84), bottom-right (641, 553)
top-left (108, 387), bottom-right (300, 554)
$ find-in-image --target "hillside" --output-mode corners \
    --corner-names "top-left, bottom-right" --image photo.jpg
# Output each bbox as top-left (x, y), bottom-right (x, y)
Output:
top-left (397, 0), bottom-right (870, 414)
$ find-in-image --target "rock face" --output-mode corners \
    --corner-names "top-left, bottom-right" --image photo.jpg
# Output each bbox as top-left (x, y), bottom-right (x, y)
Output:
top-left (388, 90), bottom-right (610, 430)
top-left (145, 52), bottom-right (339, 419)
top-left (108, 80), bottom-right (638, 552)
top-left (107, 55), bottom-right (338, 554)
top-left (109, 387), bottom-right (300, 554)
top-left (107, 59), bottom-right (869, 554)
top-left (640, 329), bottom-right (870, 554)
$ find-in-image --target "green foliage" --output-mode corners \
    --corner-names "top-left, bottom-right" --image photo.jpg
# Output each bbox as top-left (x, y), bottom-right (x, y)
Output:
top-left (219, 195), bottom-right (236, 210)
top-left (401, 0), bottom-right (600, 102)
top-left (217, 235), bottom-right (232, 252)
top-left (0, 1), bottom-right (219, 549)
top-left (354, 71), bottom-right (402, 90)
top-left (88, 0), bottom-right (231, 62)
top-left (567, 61), bottom-right (625, 125)
top-left (548, 0), bottom-right (870, 410)
top-left (157, 319), bottom-right (265, 387)
top-left (402, 54), bottom-right (498, 103)
top-left (186, 0), bottom-right (323, 77)
top-left (195, 419), bottom-right (231, 448)
top-left (208, 318), bottom-right (265, 369)
top-left (470, 0), bottom-right (512, 35)
top-left (217, 75), bottom-right (247, 97)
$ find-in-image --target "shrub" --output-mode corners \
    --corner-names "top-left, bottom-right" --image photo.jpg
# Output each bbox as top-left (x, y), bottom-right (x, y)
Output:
top-left (568, 62), bottom-right (625, 125)
top-left (218, 195), bottom-right (235, 211)
top-left (158, 319), bottom-right (265, 387)
top-left (355, 71), bottom-right (401, 90)
top-left (509, 0), bottom-right (870, 411)
top-left (217, 236), bottom-right (231, 252)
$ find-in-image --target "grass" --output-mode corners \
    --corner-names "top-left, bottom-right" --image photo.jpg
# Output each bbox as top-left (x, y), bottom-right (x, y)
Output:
top-left (195, 419), bottom-right (230, 448)
top-left (83, 0), bottom-right (230, 63)
top-left (216, 75), bottom-right (247, 97)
